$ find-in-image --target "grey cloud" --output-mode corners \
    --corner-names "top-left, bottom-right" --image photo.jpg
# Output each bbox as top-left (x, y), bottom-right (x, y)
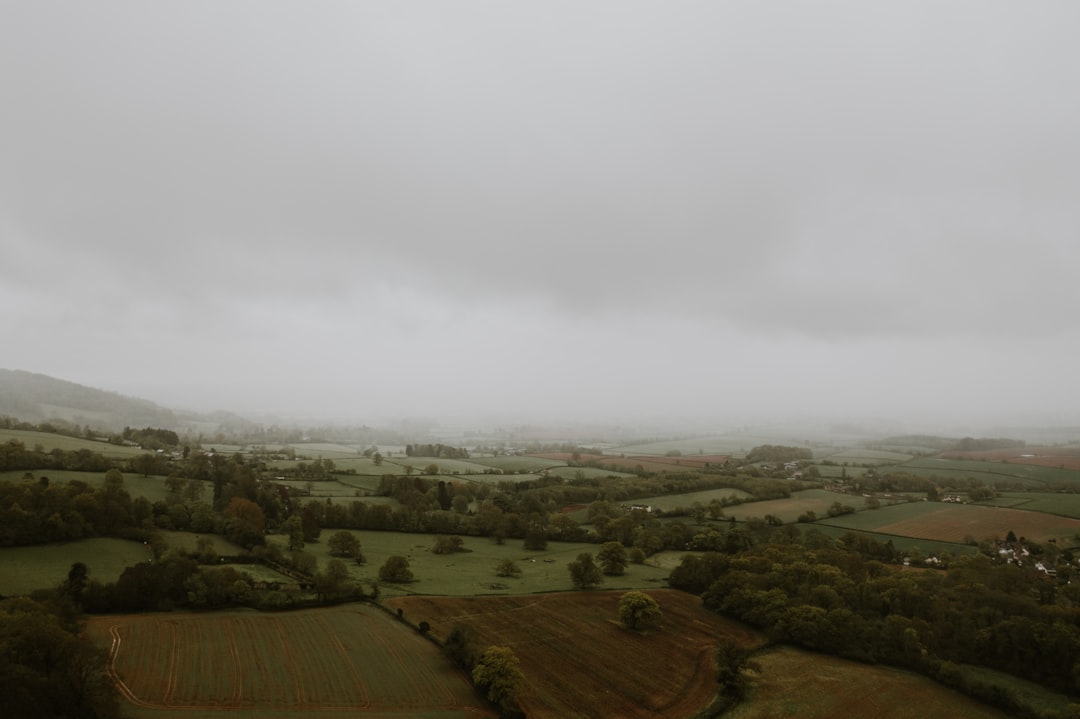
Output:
top-left (3, 2), bottom-right (1079, 421)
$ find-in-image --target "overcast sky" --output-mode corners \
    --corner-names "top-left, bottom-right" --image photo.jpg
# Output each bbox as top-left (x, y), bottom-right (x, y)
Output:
top-left (3, 2), bottom-right (1078, 430)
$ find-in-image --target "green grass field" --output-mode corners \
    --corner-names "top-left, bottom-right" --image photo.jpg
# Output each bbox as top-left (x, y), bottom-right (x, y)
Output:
top-left (799, 524), bottom-right (977, 557)
top-left (0, 470), bottom-right (177, 503)
top-left (979, 492), bottom-right (1080, 518)
top-left (818, 448), bottom-right (915, 464)
top-left (719, 489), bottom-right (855, 523)
top-left (621, 487), bottom-right (754, 513)
top-left (467, 456), bottom-right (568, 473)
top-left (276, 530), bottom-right (671, 598)
top-left (0, 537), bottom-right (151, 595)
top-left (0, 428), bottom-right (149, 459)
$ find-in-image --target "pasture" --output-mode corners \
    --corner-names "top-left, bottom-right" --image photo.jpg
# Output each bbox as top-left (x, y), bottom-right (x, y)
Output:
top-left (726, 646), bottom-right (1013, 719)
top-left (719, 489), bottom-right (854, 524)
top-left (85, 605), bottom-right (491, 718)
top-left (817, 500), bottom-right (1080, 544)
top-left (817, 448), bottom-right (914, 464)
top-left (0, 428), bottom-right (148, 459)
top-left (270, 531), bottom-right (671, 597)
top-left (0, 537), bottom-right (150, 596)
top-left (608, 487), bottom-right (753, 515)
top-left (386, 589), bottom-right (766, 719)
top-left (467, 456), bottom-right (567, 473)
top-left (0, 469), bottom-right (185, 504)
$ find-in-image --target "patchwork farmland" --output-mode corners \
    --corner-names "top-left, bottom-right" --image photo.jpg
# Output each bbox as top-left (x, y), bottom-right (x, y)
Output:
top-left (817, 501), bottom-right (1080, 544)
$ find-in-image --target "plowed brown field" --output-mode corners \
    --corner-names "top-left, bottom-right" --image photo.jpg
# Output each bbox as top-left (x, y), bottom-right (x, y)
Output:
top-left (385, 589), bottom-right (765, 719)
top-left (84, 605), bottom-right (492, 718)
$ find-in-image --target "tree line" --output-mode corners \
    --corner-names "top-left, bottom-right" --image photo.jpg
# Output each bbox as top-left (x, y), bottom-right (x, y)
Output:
top-left (670, 534), bottom-right (1080, 718)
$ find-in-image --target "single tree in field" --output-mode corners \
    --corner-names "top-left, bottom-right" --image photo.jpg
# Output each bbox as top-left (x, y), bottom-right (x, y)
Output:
top-left (495, 559), bottom-right (522, 578)
top-left (472, 645), bottom-right (524, 714)
top-left (598, 541), bottom-right (628, 575)
top-left (378, 555), bottom-right (414, 583)
top-left (327, 530), bottom-right (360, 557)
top-left (567, 552), bottom-right (603, 589)
top-left (618, 591), bottom-right (661, 630)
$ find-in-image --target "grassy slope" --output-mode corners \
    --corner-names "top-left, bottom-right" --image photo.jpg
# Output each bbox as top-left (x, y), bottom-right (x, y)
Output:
top-left (0, 537), bottom-right (150, 595)
top-left (727, 646), bottom-right (1015, 719)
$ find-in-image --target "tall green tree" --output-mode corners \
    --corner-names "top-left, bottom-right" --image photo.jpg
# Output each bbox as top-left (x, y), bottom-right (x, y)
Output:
top-left (327, 530), bottom-right (360, 557)
top-left (598, 541), bottom-right (628, 575)
top-left (472, 646), bottom-right (524, 714)
top-left (378, 555), bottom-right (414, 583)
top-left (567, 552), bottom-right (603, 589)
top-left (618, 591), bottom-right (661, 630)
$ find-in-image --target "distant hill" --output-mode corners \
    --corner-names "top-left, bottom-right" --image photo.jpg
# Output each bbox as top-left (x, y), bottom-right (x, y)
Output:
top-left (0, 369), bottom-right (252, 433)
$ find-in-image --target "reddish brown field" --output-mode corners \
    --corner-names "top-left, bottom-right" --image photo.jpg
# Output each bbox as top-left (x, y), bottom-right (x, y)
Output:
top-left (943, 447), bottom-right (1080, 470)
top-left (385, 589), bottom-right (765, 719)
top-left (726, 646), bottom-right (1012, 719)
top-left (84, 605), bottom-right (491, 718)
top-left (873, 504), bottom-right (1080, 544)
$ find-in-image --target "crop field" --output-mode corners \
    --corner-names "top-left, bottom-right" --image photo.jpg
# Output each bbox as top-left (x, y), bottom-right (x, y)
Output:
top-left (980, 492), bottom-right (1080, 518)
top-left (817, 501), bottom-right (1080, 544)
top-left (612, 487), bottom-right (753, 514)
top-left (1, 470), bottom-right (191, 505)
top-left (726, 646), bottom-right (1012, 719)
top-left (328, 475), bottom-right (386, 494)
top-left (611, 438), bottom-right (747, 456)
top-left (84, 606), bottom-right (491, 718)
top-left (386, 589), bottom-right (766, 719)
top-left (942, 446), bottom-right (1080, 471)
top-left (529, 452), bottom-right (702, 474)
top-left (889, 457), bottom-right (1080, 489)
top-left (817, 448), bottom-right (914, 464)
top-left (0, 537), bottom-right (150, 595)
top-left (269, 531), bottom-right (672, 597)
top-left (466, 456), bottom-right (567, 473)
top-left (545, 465), bottom-right (635, 480)
top-left (0, 428), bottom-right (148, 458)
